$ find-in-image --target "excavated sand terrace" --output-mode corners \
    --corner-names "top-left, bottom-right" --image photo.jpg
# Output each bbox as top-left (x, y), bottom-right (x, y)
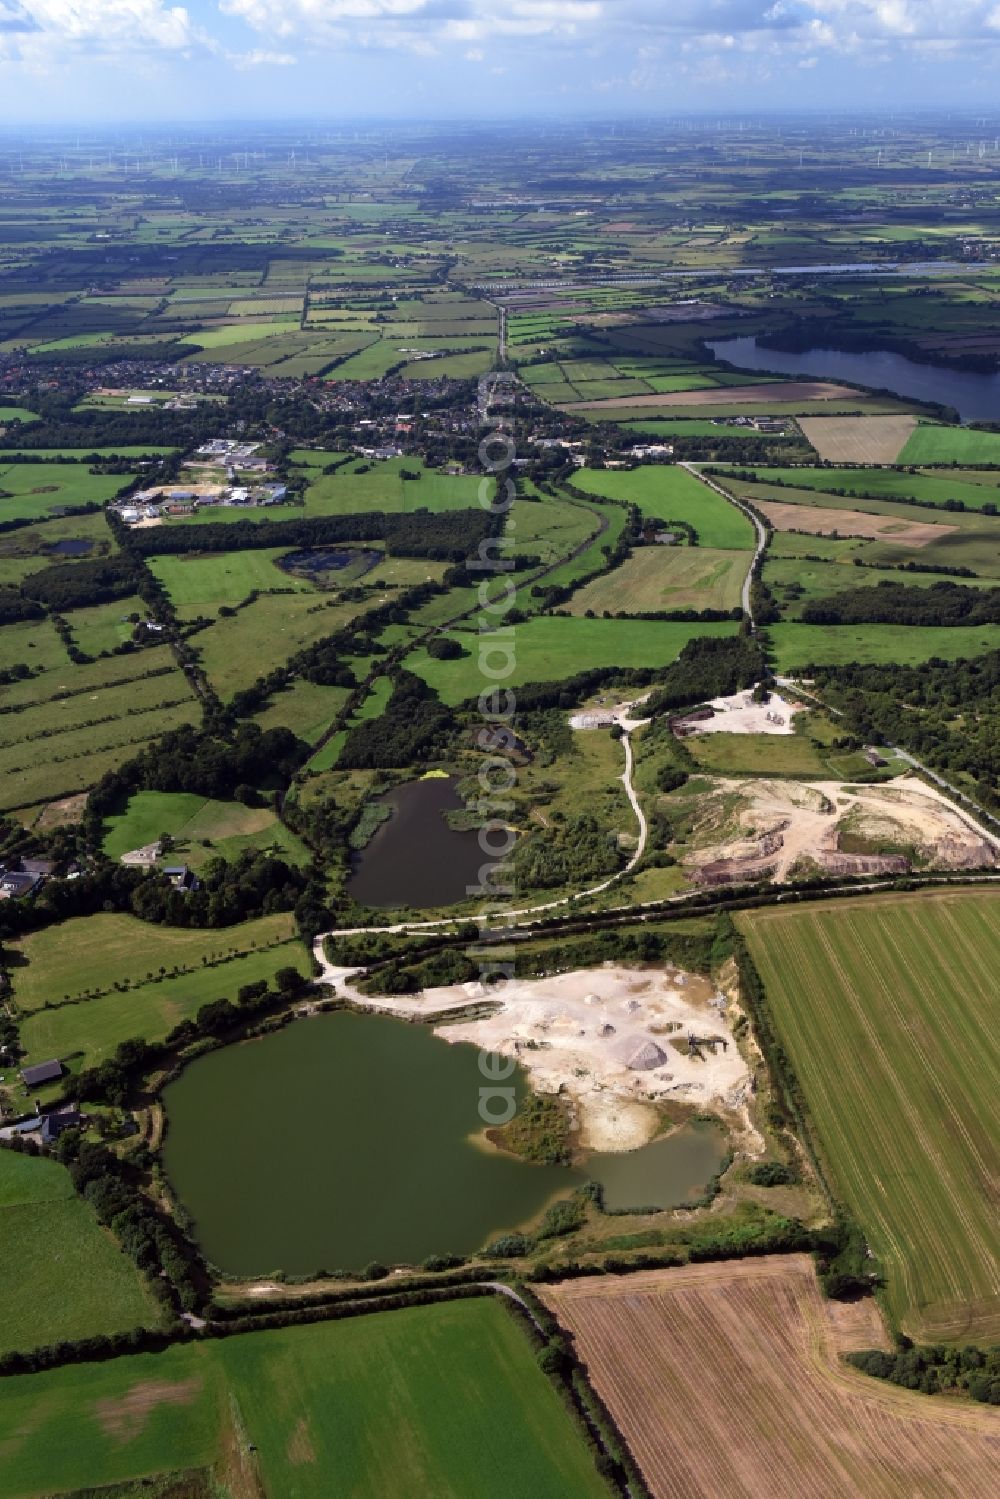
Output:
top-left (419, 965), bottom-right (750, 1151)
top-left (686, 774), bottom-right (999, 882)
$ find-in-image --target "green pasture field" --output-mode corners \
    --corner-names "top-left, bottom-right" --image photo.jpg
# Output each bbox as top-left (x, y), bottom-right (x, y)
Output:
top-left (149, 549), bottom-right (313, 611)
top-left (766, 621), bottom-right (1000, 671)
top-left (740, 891), bottom-right (1000, 1342)
top-left (505, 500), bottom-right (627, 617)
top-left (304, 457), bottom-right (483, 515)
top-left (253, 680), bottom-right (351, 743)
top-left (0, 447), bottom-right (175, 459)
top-left (899, 423), bottom-right (1000, 465)
top-left (102, 790), bottom-right (310, 868)
top-left (193, 592), bottom-right (367, 700)
top-left (399, 350), bottom-right (494, 380)
top-left (0, 698), bottom-right (198, 801)
top-left (683, 727), bottom-right (832, 777)
top-left (566, 546), bottom-right (747, 616)
top-left (762, 556), bottom-right (997, 616)
top-left (0, 1297), bottom-right (607, 1499)
top-left (324, 340), bottom-right (411, 381)
top-left (0, 616), bottom-right (70, 674)
top-left (19, 936), bottom-right (309, 1071)
top-left (572, 466), bottom-right (755, 549)
top-left (184, 318), bottom-right (301, 349)
top-left (0, 462), bottom-right (134, 522)
top-left (305, 673), bottom-right (391, 771)
top-left (409, 616), bottom-right (738, 704)
top-left (507, 493), bottom-right (601, 563)
top-left (0, 1150), bottom-right (160, 1358)
top-left (0, 406), bottom-right (39, 423)
top-left (65, 596), bottom-right (146, 656)
top-left (622, 418), bottom-right (755, 437)
top-left (748, 465), bottom-right (1000, 514)
top-left (0, 509), bottom-right (115, 560)
top-left (10, 910), bottom-right (299, 1013)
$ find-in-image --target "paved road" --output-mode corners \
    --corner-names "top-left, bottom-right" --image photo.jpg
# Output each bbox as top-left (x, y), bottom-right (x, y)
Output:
top-left (679, 461), bottom-right (767, 625)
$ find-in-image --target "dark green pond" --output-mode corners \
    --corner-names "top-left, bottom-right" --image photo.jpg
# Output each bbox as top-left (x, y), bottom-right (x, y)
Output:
top-left (162, 1011), bottom-right (729, 1275)
top-left (347, 775), bottom-right (483, 909)
top-left (162, 1010), bottom-right (582, 1275)
top-left (588, 1119), bottom-right (727, 1211)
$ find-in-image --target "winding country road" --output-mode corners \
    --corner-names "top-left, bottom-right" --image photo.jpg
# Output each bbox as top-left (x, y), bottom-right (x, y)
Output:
top-left (679, 461), bottom-right (768, 625)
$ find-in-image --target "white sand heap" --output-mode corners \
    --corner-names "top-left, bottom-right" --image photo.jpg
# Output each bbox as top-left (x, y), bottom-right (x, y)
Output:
top-left (421, 966), bottom-right (750, 1152)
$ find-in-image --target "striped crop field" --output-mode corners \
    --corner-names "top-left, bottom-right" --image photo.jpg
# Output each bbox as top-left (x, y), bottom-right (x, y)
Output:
top-left (540, 1256), bottom-right (1000, 1499)
top-left (739, 891), bottom-right (1000, 1342)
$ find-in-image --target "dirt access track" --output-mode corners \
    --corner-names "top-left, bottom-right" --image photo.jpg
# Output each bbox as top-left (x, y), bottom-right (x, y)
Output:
top-left (756, 498), bottom-right (956, 547)
top-left (540, 1255), bottom-right (1000, 1499)
top-left (561, 381), bottom-right (858, 410)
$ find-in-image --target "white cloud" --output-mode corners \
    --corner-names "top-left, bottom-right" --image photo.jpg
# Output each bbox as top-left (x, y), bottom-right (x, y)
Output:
top-left (0, 0), bottom-right (201, 51)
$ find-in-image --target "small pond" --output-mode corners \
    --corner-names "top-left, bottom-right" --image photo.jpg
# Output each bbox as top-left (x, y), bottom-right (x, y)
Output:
top-left (587, 1118), bottom-right (727, 1211)
top-left (708, 335), bottom-right (1000, 424)
top-left (45, 538), bottom-right (93, 556)
top-left (276, 546), bottom-right (380, 579)
top-left (347, 775), bottom-right (484, 910)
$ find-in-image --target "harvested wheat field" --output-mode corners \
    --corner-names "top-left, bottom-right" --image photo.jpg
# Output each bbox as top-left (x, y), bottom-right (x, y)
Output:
top-left (798, 414), bottom-right (917, 463)
top-left (563, 381), bottom-right (856, 410)
top-left (540, 1256), bottom-right (1000, 1499)
top-left (756, 499), bottom-right (957, 547)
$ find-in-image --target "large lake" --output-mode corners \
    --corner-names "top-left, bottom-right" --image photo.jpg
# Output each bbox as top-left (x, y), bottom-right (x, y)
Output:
top-left (162, 1010), bottom-right (729, 1275)
top-left (347, 775), bottom-right (483, 909)
top-left (708, 335), bottom-right (1000, 424)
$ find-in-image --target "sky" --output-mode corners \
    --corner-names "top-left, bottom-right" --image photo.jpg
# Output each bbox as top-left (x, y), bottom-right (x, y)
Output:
top-left (4, 2), bottom-right (1000, 121)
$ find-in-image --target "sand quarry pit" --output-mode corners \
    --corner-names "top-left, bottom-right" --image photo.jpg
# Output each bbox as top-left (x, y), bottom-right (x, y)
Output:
top-left (684, 774), bottom-right (1000, 885)
top-left (415, 965), bottom-right (750, 1151)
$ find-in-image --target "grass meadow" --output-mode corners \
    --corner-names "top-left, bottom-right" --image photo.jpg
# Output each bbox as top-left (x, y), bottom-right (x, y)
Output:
top-left (572, 466), bottom-right (756, 549)
top-left (740, 891), bottom-right (1000, 1341)
top-left (0, 462), bottom-right (134, 522)
top-left (303, 456), bottom-right (483, 515)
top-left (0, 1298), bottom-right (607, 1499)
top-left (567, 546), bottom-right (748, 615)
top-left (101, 790), bottom-right (310, 867)
top-left (409, 616), bottom-right (739, 703)
top-left (11, 911), bottom-right (299, 1011)
top-left (899, 423), bottom-right (1000, 465)
top-left (749, 465), bottom-right (1000, 514)
top-left (766, 621), bottom-right (1000, 671)
top-left (0, 1150), bottom-right (160, 1357)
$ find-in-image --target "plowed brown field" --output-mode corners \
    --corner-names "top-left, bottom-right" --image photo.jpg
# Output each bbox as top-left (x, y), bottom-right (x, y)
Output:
top-left (562, 381), bottom-right (856, 410)
top-left (756, 499), bottom-right (957, 546)
top-left (797, 414), bottom-right (916, 463)
top-left (540, 1256), bottom-right (1000, 1499)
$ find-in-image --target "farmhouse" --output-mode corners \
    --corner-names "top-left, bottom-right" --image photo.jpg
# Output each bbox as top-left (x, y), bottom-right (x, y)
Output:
top-left (13, 1105), bottom-right (83, 1143)
top-left (0, 870), bottom-right (43, 901)
top-left (20, 1059), bottom-right (63, 1090)
top-left (164, 865), bottom-right (199, 892)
